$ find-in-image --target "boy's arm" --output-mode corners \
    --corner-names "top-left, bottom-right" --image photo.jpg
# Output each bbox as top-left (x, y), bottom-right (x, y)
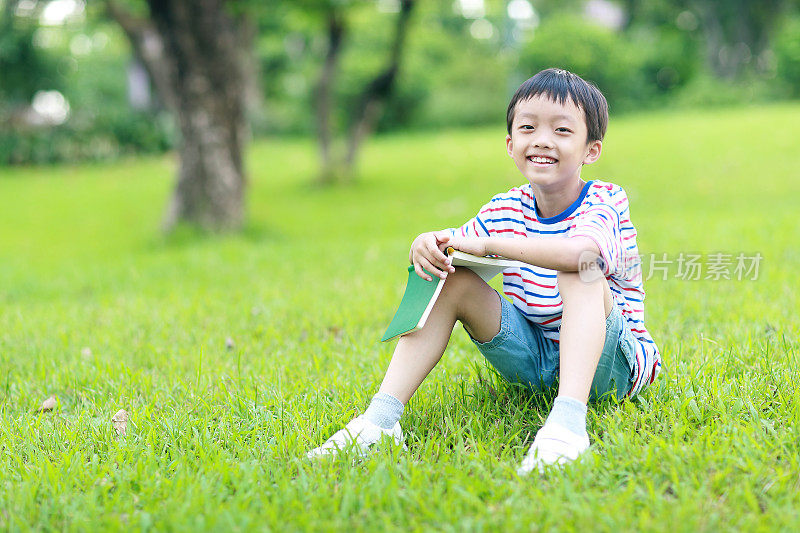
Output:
top-left (447, 235), bottom-right (601, 272)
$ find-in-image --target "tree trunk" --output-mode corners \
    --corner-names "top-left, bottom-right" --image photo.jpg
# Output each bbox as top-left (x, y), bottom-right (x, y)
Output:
top-left (696, 1), bottom-right (729, 78)
top-left (108, 0), bottom-right (247, 232)
top-left (314, 8), bottom-right (346, 185)
top-left (693, 0), bottom-right (785, 79)
top-left (342, 0), bottom-right (415, 180)
top-left (312, 0), bottom-right (415, 185)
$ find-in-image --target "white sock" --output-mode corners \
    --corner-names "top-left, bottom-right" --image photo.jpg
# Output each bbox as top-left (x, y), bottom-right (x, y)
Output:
top-left (363, 392), bottom-right (404, 430)
top-left (544, 396), bottom-right (588, 437)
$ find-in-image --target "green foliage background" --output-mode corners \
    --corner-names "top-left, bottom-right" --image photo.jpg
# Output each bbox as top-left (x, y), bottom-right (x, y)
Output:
top-left (3, 0), bottom-right (800, 164)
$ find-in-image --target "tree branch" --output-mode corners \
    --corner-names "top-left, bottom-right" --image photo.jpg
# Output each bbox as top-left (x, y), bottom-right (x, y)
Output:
top-left (105, 0), bottom-right (177, 110)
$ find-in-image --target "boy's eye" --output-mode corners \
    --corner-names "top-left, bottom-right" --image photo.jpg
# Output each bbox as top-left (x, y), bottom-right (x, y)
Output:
top-left (521, 125), bottom-right (534, 130)
top-left (556, 127), bottom-right (572, 133)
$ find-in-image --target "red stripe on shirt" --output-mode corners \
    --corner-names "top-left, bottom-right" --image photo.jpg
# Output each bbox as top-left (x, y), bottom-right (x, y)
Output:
top-left (482, 206), bottom-right (522, 215)
top-left (481, 205), bottom-right (538, 223)
top-left (489, 228), bottom-right (527, 237)
top-left (503, 271), bottom-right (556, 289)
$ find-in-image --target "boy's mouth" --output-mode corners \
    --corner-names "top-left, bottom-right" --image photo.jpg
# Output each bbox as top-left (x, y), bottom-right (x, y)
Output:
top-left (527, 155), bottom-right (558, 165)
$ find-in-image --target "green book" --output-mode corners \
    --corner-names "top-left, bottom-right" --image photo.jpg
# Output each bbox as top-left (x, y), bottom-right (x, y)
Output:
top-left (381, 249), bottom-right (523, 342)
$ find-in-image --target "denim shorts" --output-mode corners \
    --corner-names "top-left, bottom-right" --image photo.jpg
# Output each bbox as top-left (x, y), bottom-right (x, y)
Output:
top-left (469, 294), bottom-right (639, 401)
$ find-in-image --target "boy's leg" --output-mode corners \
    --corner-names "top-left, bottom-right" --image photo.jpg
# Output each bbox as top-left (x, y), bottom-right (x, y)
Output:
top-left (555, 270), bottom-right (613, 403)
top-left (378, 267), bottom-right (502, 404)
top-left (307, 268), bottom-right (500, 458)
top-left (517, 270), bottom-right (612, 474)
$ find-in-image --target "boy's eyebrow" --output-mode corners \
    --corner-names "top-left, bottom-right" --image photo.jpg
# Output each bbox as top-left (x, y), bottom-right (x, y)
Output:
top-left (517, 112), bottom-right (577, 123)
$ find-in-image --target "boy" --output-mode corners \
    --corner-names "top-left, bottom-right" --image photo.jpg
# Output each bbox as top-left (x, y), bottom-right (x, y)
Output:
top-left (307, 68), bottom-right (660, 474)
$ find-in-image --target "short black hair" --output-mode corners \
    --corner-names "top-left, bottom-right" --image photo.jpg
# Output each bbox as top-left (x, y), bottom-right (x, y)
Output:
top-left (506, 68), bottom-right (608, 143)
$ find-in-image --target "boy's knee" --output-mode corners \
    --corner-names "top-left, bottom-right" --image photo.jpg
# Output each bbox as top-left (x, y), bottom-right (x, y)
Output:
top-left (443, 268), bottom-right (501, 341)
top-left (440, 267), bottom-right (495, 311)
top-left (557, 270), bottom-right (613, 316)
top-left (556, 271), bottom-right (584, 295)
top-left (442, 266), bottom-right (484, 293)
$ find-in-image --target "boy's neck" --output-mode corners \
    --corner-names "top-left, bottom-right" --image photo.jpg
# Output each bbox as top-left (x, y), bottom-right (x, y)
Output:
top-left (532, 179), bottom-right (587, 219)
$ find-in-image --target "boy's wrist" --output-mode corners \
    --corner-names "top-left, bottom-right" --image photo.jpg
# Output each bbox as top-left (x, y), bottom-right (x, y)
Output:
top-left (482, 237), bottom-right (499, 256)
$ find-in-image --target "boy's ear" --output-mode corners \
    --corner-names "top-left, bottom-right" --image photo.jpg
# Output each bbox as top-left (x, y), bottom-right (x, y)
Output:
top-left (506, 134), bottom-right (513, 157)
top-left (583, 140), bottom-right (602, 165)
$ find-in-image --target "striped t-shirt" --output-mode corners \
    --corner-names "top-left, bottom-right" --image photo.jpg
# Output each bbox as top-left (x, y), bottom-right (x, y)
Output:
top-left (449, 180), bottom-right (660, 397)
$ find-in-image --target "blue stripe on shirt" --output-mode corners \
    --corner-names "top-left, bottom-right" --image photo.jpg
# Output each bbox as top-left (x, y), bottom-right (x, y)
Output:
top-left (476, 217), bottom-right (490, 236)
top-left (483, 217), bottom-right (527, 226)
top-left (490, 195), bottom-right (535, 212)
top-left (518, 266), bottom-right (558, 278)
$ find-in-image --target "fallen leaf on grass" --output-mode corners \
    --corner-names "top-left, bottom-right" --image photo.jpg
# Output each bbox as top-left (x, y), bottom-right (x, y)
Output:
top-left (36, 395), bottom-right (57, 412)
top-left (112, 409), bottom-right (128, 437)
top-left (326, 326), bottom-right (343, 342)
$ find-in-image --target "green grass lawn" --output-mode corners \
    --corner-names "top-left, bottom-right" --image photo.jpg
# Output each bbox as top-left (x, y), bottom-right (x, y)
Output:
top-left (1, 103), bottom-right (799, 531)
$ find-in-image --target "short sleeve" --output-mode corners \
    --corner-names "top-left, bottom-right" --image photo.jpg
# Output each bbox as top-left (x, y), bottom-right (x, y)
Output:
top-left (446, 187), bottom-right (531, 239)
top-left (447, 201), bottom-right (495, 239)
top-left (569, 202), bottom-right (623, 276)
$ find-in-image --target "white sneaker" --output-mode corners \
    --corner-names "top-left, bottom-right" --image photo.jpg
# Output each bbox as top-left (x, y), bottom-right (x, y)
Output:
top-left (306, 415), bottom-right (406, 460)
top-left (517, 422), bottom-right (590, 475)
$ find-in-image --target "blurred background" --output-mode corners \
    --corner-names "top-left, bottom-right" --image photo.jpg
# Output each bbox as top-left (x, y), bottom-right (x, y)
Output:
top-left (2, 0), bottom-right (800, 230)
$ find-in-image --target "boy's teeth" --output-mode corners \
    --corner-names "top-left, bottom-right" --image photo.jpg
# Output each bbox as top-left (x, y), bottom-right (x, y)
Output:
top-left (530, 156), bottom-right (555, 163)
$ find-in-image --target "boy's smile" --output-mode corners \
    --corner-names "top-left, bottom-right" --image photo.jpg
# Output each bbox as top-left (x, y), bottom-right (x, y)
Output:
top-left (529, 155), bottom-right (558, 166)
top-left (506, 95), bottom-right (602, 213)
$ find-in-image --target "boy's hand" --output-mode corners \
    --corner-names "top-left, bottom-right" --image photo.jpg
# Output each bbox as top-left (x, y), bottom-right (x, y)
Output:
top-left (409, 231), bottom-right (455, 281)
top-left (447, 235), bottom-right (487, 257)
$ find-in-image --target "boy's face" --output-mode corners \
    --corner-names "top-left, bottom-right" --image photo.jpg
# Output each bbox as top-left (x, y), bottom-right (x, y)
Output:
top-left (506, 94), bottom-right (602, 192)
